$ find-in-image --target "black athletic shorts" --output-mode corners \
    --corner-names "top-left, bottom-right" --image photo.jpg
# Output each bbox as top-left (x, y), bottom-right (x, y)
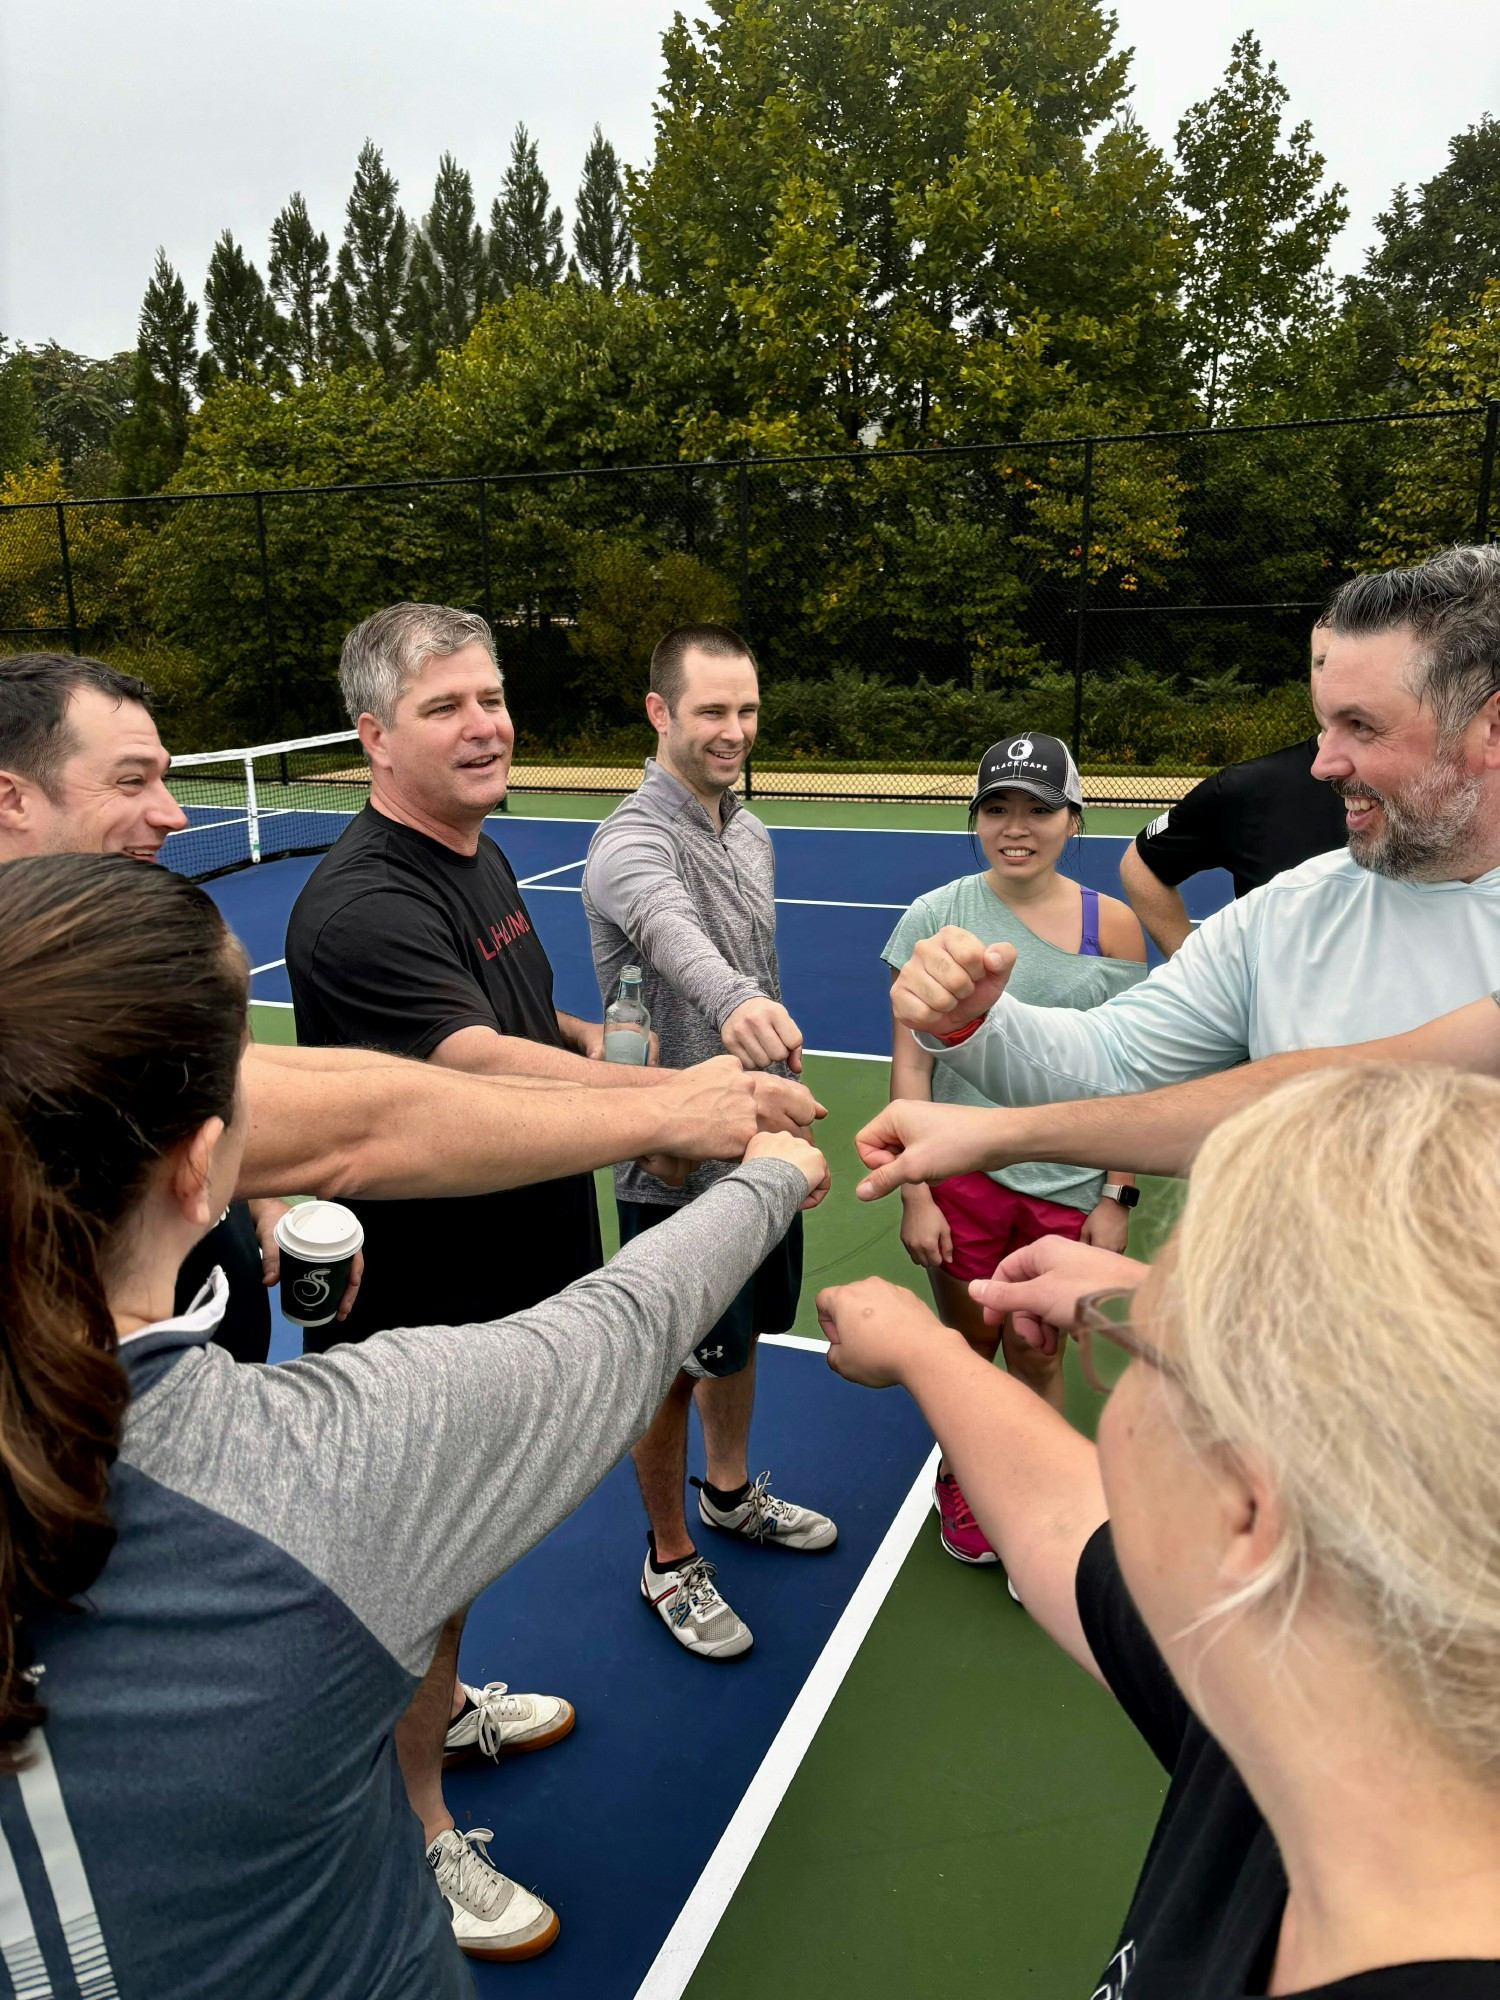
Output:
top-left (616, 1200), bottom-right (804, 1379)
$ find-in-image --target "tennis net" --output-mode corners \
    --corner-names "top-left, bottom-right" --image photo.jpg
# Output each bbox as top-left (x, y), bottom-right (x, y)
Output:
top-left (163, 730), bottom-right (367, 880)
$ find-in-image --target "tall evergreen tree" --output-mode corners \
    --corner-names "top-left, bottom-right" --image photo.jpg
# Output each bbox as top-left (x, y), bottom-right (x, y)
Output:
top-left (490, 125), bottom-right (566, 296)
top-left (404, 154), bottom-right (488, 381)
top-left (326, 141), bottom-right (410, 379)
top-left (0, 335), bottom-right (39, 476)
top-left (571, 126), bottom-right (633, 293)
top-left (198, 231), bottom-right (276, 391)
top-left (113, 250), bottom-right (199, 493)
top-left (1344, 116), bottom-right (1500, 398)
top-left (268, 193), bottom-right (331, 379)
top-left (1174, 33), bottom-right (1347, 423)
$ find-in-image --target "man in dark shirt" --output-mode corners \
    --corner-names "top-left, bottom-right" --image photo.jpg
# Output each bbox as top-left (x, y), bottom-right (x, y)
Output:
top-left (1120, 631), bottom-right (1348, 957)
top-left (286, 601), bottom-right (682, 1962)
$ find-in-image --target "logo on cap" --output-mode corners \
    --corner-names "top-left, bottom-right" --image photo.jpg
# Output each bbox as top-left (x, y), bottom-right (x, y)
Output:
top-left (1007, 737), bottom-right (1033, 762)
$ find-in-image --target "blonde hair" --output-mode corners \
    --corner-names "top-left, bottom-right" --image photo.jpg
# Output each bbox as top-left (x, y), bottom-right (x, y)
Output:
top-left (1166, 1062), bottom-right (1500, 1774)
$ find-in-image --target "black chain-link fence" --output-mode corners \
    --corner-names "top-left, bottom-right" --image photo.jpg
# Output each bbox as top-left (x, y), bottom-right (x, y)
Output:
top-left (3, 402), bottom-right (1496, 806)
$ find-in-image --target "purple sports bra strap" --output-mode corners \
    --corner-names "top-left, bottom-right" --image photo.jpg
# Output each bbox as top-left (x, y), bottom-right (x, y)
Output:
top-left (1078, 885), bottom-right (1102, 957)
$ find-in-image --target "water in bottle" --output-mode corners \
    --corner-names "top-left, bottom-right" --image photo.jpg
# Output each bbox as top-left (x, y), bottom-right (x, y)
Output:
top-left (603, 965), bottom-right (651, 1064)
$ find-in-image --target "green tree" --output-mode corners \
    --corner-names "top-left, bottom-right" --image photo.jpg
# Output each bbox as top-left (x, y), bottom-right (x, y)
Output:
top-left (199, 231), bottom-right (277, 391)
top-left (326, 141), bottom-right (410, 379)
top-left (1173, 32), bottom-right (1347, 424)
top-left (490, 124), bottom-right (566, 296)
top-left (630, 0), bottom-right (1185, 456)
top-left (571, 127), bottom-right (633, 293)
top-left (113, 250), bottom-right (199, 493)
top-left (1363, 278), bottom-right (1500, 563)
top-left (1344, 117), bottom-right (1500, 399)
top-left (0, 335), bottom-right (38, 474)
top-left (268, 193), bottom-right (331, 379)
top-left (405, 154), bottom-right (488, 381)
top-left (25, 344), bottom-right (133, 483)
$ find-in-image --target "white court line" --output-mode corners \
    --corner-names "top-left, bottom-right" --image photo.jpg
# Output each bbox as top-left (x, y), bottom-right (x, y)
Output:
top-left (633, 1440), bottom-right (942, 2000)
top-left (758, 1332), bottom-right (828, 1352)
top-left (517, 857), bottom-right (588, 887)
top-left (250, 957), bottom-right (286, 976)
top-left (803, 1047), bottom-right (888, 1063)
top-left (249, 999), bottom-right (294, 1009)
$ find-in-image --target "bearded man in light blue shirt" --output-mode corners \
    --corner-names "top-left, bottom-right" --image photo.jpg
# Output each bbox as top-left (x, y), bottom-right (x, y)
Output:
top-left (892, 545), bottom-right (1500, 1101)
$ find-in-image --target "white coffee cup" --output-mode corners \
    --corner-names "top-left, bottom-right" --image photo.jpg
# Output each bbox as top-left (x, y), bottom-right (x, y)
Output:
top-left (273, 1201), bottom-right (364, 1328)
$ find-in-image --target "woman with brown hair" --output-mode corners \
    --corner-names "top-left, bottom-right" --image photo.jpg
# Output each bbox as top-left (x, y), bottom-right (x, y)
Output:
top-left (821, 1063), bottom-right (1500, 1997)
top-left (0, 851), bottom-right (823, 1997)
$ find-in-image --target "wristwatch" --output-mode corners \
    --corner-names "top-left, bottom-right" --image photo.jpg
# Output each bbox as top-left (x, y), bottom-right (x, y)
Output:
top-left (1100, 1184), bottom-right (1139, 1208)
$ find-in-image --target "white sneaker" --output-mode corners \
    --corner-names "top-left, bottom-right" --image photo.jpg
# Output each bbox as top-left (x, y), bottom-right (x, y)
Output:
top-left (694, 1471), bottom-right (838, 1552)
top-left (640, 1546), bottom-right (753, 1659)
top-left (426, 1826), bottom-right (559, 1961)
top-left (443, 1681), bottom-right (575, 1768)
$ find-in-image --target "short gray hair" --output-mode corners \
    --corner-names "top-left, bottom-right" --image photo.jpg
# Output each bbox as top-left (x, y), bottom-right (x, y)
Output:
top-left (338, 603), bottom-right (500, 727)
top-left (1324, 546), bottom-right (1500, 738)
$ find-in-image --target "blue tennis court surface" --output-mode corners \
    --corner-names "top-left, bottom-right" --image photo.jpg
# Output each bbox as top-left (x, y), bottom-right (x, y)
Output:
top-left (211, 815), bottom-right (1231, 1046)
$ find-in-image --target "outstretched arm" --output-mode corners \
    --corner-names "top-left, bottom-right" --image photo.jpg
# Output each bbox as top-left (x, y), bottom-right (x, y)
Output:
top-left (238, 1044), bottom-right (824, 1201)
top-left (818, 1277), bottom-right (1108, 1679)
top-left (854, 992), bottom-right (1500, 1189)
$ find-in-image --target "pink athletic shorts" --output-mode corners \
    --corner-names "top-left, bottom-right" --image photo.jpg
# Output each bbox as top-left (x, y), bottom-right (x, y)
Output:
top-left (929, 1172), bottom-right (1086, 1284)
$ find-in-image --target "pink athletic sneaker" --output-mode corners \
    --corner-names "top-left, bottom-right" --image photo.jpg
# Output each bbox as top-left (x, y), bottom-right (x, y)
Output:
top-left (933, 1472), bottom-right (998, 1565)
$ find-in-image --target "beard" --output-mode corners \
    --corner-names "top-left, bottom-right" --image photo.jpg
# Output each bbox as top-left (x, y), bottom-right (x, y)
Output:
top-left (1335, 754), bottom-right (1485, 881)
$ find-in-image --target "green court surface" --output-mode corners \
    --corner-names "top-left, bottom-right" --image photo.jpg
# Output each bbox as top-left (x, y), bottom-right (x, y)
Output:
top-left (500, 790), bottom-right (1156, 841)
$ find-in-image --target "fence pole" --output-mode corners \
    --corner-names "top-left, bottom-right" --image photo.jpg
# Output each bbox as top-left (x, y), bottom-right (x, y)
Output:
top-left (476, 477), bottom-right (494, 627)
top-left (252, 491), bottom-right (289, 781)
top-left (55, 502), bottom-right (80, 653)
top-left (1070, 437), bottom-right (1094, 763)
top-left (738, 456), bottom-right (753, 801)
top-left (1477, 399), bottom-right (1500, 544)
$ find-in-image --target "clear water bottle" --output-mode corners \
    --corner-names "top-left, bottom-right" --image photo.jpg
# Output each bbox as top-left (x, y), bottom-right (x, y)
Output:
top-left (603, 964), bottom-right (651, 1064)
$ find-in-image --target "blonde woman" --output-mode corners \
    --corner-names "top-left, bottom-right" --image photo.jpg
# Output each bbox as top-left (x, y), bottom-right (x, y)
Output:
top-left (821, 1064), bottom-right (1500, 1997)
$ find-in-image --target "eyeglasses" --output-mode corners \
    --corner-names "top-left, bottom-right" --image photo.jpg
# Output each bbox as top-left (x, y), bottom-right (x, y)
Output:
top-left (1072, 1287), bottom-right (1192, 1398)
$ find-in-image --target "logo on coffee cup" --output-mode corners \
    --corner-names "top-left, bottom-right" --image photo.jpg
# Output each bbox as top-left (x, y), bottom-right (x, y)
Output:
top-left (293, 1267), bottom-right (333, 1310)
top-left (1007, 736), bottom-right (1034, 762)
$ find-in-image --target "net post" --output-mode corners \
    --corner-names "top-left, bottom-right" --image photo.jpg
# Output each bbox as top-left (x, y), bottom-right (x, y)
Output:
top-left (244, 754), bottom-right (262, 865)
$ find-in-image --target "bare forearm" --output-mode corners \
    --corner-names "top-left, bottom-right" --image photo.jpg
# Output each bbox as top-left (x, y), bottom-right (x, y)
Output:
top-left (432, 1023), bottom-right (662, 1086)
top-left (240, 1057), bottom-right (703, 1200)
top-left (1118, 845), bottom-right (1192, 958)
top-left (901, 1336), bottom-right (1105, 1677)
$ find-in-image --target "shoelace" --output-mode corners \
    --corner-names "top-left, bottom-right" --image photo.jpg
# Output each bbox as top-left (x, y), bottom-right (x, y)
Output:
top-left (441, 1828), bottom-right (512, 1919)
top-left (669, 1555), bottom-right (728, 1627)
top-left (735, 1469), bottom-right (795, 1540)
top-left (466, 1680), bottom-right (526, 1759)
top-left (941, 1481), bottom-right (980, 1534)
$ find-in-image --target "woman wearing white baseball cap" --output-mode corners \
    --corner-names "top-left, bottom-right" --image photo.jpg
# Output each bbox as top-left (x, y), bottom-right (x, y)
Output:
top-left (881, 733), bottom-right (1147, 1569)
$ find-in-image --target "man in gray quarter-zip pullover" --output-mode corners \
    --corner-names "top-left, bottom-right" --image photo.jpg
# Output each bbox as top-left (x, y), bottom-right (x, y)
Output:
top-left (583, 624), bottom-right (839, 1663)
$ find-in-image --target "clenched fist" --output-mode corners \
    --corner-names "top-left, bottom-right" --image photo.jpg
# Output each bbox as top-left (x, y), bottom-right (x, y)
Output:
top-left (890, 928), bottom-right (1017, 1040)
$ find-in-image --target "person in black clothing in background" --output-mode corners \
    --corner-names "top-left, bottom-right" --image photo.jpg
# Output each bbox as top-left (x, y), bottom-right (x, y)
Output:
top-left (286, 601), bottom-right (720, 1960)
top-left (822, 1062), bottom-right (1500, 2000)
top-left (0, 653), bottom-right (356, 1360)
top-left (1120, 626), bottom-right (1349, 957)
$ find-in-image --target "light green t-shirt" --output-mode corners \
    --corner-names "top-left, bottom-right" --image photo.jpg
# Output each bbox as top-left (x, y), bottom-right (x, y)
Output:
top-left (881, 872), bottom-right (1147, 1211)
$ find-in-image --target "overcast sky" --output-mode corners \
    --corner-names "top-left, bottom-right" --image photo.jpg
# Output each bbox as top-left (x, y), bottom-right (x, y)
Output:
top-left (2, 0), bottom-right (1497, 359)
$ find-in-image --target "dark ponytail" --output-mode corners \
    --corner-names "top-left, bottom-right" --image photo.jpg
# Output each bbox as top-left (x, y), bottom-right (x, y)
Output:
top-left (0, 854), bottom-right (247, 1764)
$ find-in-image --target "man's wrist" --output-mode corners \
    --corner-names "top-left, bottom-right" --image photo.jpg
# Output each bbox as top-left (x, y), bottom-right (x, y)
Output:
top-left (933, 1015), bottom-right (986, 1047)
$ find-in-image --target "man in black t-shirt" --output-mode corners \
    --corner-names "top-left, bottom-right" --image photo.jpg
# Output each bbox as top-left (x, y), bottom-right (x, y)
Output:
top-left (1120, 630), bottom-right (1348, 957)
top-left (287, 601), bottom-right (682, 1964)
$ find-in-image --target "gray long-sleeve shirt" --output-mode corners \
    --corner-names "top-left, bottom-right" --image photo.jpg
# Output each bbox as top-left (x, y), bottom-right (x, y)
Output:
top-left (583, 758), bottom-right (786, 1206)
top-left (17, 1159), bottom-right (804, 2000)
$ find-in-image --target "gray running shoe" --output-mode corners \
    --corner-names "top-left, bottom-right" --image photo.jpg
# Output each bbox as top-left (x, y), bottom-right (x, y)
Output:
top-left (639, 1547), bottom-right (753, 1659)
top-left (426, 1826), bottom-right (559, 1961)
top-left (695, 1470), bottom-right (838, 1552)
